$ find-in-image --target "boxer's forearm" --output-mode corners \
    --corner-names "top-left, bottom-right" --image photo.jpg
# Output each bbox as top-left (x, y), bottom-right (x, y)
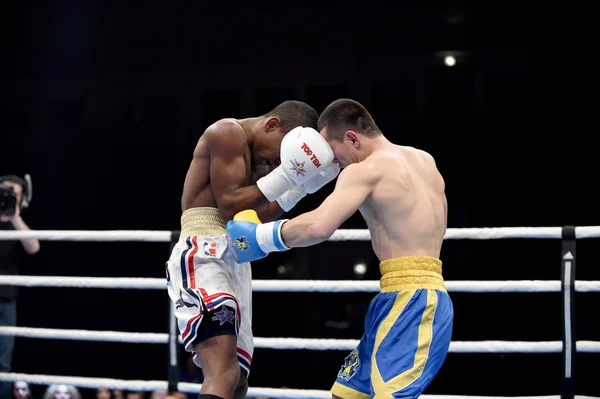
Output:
top-left (218, 185), bottom-right (271, 221)
top-left (255, 201), bottom-right (285, 223)
top-left (280, 210), bottom-right (334, 248)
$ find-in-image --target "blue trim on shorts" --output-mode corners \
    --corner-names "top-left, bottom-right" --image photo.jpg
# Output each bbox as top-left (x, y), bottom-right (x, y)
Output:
top-left (179, 237), bottom-right (192, 289)
top-left (207, 297), bottom-right (234, 310)
top-left (183, 314), bottom-right (202, 348)
top-left (237, 355), bottom-right (251, 370)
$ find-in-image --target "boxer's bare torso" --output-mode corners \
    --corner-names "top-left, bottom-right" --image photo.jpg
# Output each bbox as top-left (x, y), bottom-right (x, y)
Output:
top-left (279, 144), bottom-right (447, 261)
top-left (355, 146), bottom-right (447, 261)
top-left (181, 118), bottom-right (279, 221)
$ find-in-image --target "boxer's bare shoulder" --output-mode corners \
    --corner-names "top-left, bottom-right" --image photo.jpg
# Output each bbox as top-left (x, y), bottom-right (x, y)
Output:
top-left (365, 146), bottom-right (443, 191)
top-left (201, 119), bottom-right (247, 153)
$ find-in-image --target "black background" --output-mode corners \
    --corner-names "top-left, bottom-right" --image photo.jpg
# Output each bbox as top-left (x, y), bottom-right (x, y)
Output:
top-left (2, 2), bottom-right (596, 398)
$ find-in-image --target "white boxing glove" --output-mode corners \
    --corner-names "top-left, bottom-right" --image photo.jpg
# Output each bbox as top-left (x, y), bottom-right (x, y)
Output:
top-left (276, 185), bottom-right (307, 212)
top-left (257, 126), bottom-right (335, 202)
top-left (301, 161), bottom-right (340, 194)
top-left (275, 161), bottom-right (340, 212)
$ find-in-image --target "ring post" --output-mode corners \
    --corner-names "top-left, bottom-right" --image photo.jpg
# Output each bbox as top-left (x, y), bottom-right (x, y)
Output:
top-left (167, 230), bottom-right (180, 393)
top-left (560, 225), bottom-right (576, 399)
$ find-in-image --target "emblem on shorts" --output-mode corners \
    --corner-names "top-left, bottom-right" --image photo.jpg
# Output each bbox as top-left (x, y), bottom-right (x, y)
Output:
top-left (204, 241), bottom-right (217, 256)
top-left (212, 306), bottom-right (234, 326)
top-left (289, 159), bottom-right (306, 177)
top-left (175, 289), bottom-right (198, 309)
top-left (233, 236), bottom-right (250, 252)
top-left (338, 349), bottom-right (359, 381)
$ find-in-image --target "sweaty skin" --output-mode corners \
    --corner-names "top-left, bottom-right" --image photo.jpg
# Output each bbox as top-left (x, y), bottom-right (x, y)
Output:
top-left (280, 145), bottom-right (447, 260)
top-left (181, 118), bottom-right (285, 222)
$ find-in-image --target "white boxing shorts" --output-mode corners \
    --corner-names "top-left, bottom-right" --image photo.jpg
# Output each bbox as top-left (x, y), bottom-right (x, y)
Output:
top-left (165, 207), bottom-right (253, 375)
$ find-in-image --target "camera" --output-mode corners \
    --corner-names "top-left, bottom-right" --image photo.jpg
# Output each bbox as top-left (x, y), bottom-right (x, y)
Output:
top-left (0, 183), bottom-right (17, 217)
top-left (0, 174), bottom-right (32, 218)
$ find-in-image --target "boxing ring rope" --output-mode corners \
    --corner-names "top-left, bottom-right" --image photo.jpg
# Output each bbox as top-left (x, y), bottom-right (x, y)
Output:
top-left (0, 225), bottom-right (598, 399)
top-left (1, 275), bottom-right (600, 292)
top-left (1, 325), bottom-right (600, 353)
top-left (1, 226), bottom-right (600, 241)
top-left (4, 373), bottom-right (597, 399)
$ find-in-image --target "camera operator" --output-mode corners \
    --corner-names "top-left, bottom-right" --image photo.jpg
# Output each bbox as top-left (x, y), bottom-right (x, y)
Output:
top-left (0, 174), bottom-right (40, 398)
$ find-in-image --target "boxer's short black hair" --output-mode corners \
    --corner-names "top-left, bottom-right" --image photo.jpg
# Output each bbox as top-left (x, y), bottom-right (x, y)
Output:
top-left (318, 98), bottom-right (381, 140)
top-left (264, 100), bottom-right (319, 133)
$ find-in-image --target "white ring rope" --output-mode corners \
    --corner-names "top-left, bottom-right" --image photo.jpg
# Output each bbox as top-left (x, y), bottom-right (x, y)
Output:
top-left (0, 228), bottom-right (597, 398)
top-left (0, 226), bottom-right (600, 241)
top-left (1, 373), bottom-right (599, 399)
top-left (4, 373), bottom-right (598, 399)
top-left (1, 275), bottom-right (599, 292)
top-left (0, 372), bottom-right (326, 399)
top-left (1, 326), bottom-right (599, 353)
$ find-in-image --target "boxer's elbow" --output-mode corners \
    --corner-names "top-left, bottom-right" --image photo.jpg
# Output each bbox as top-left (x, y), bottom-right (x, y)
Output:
top-left (219, 207), bottom-right (236, 222)
top-left (217, 195), bottom-right (243, 221)
top-left (216, 203), bottom-right (234, 221)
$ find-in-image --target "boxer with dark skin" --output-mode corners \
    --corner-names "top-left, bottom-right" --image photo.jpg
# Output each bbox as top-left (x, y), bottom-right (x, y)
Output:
top-left (166, 101), bottom-right (321, 399)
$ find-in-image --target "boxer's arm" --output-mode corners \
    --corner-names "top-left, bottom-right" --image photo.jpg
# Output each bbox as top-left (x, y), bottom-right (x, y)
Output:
top-left (280, 163), bottom-right (374, 248)
top-left (207, 123), bottom-right (283, 221)
top-left (255, 201), bottom-right (286, 223)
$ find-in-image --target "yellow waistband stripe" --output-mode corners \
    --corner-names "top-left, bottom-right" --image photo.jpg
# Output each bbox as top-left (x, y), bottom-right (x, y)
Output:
top-left (180, 207), bottom-right (226, 238)
top-left (379, 256), bottom-right (446, 292)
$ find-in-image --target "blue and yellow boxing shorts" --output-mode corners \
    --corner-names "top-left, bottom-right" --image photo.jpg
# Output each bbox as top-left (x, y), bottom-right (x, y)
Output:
top-left (331, 256), bottom-right (453, 399)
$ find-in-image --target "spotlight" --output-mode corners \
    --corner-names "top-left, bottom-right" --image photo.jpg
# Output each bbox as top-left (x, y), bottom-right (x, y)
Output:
top-left (444, 55), bottom-right (456, 67)
top-left (353, 263), bottom-right (367, 275)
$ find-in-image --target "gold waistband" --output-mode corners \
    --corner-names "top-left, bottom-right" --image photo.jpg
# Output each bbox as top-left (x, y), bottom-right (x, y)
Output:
top-left (379, 256), bottom-right (446, 292)
top-left (180, 207), bottom-right (226, 238)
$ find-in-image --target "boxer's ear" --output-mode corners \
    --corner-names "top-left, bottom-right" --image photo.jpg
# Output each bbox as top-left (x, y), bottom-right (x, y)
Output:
top-left (345, 130), bottom-right (360, 148)
top-left (265, 117), bottom-right (280, 132)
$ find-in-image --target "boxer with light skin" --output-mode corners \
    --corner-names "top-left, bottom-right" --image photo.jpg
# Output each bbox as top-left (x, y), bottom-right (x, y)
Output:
top-left (226, 98), bottom-right (454, 399)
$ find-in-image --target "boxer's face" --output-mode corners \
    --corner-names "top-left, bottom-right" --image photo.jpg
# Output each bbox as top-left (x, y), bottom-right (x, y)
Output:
top-left (320, 128), bottom-right (356, 168)
top-left (252, 135), bottom-right (282, 179)
top-left (253, 118), bottom-right (283, 175)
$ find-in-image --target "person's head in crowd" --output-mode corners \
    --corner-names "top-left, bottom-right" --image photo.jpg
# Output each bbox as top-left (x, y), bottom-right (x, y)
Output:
top-left (149, 390), bottom-right (167, 399)
top-left (125, 391), bottom-right (144, 399)
top-left (12, 381), bottom-right (31, 399)
top-left (43, 384), bottom-right (81, 399)
top-left (97, 388), bottom-right (111, 399)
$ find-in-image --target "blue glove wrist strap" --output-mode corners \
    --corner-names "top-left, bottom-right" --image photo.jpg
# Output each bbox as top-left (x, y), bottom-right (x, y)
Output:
top-left (256, 220), bottom-right (290, 253)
